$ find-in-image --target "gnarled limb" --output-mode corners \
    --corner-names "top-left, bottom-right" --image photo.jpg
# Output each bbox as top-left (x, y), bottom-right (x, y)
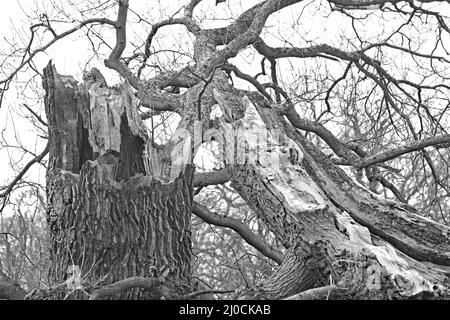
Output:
top-left (192, 201), bottom-right (284, 265)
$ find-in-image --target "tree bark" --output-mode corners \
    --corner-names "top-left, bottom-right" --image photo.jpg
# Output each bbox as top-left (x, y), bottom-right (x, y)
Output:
top-left (42, 63), bottom-right (193, 299)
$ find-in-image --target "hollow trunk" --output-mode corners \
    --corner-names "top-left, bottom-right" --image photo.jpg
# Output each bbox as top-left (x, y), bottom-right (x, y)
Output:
top-left (42, 63), bottom-right (193, 299)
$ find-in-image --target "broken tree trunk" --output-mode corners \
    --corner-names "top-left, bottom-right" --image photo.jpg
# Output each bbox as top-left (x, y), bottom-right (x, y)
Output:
top-left (41, 63), bottom-right (193, 299)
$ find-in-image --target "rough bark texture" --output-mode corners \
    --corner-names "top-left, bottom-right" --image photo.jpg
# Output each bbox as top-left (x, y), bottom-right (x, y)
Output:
top-left (42, 63), bottom-right (193, 299)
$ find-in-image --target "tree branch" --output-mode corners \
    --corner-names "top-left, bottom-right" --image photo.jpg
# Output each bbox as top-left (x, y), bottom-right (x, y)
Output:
top-left (22, 103), bottom-right (48, 127)
top-left (185, 0), bottom-right (203, 18)
top-left (0, 18), bottom-right (116, 95)
top-left (192, 201), bottom-right (284, 265)
top-left (222, 63), bottom-right (273, 101)
top-left (194, 167), bottom-right (232, 188)
top-left (253, 38), bottom-right (357, 61)
top-left (103, 0), bottom-right (185, 113)
top-left (283, 105), bottom-right (359, 164)
top-left (139, 16), bottom-right (200, 77)
top-left (205, 0), bottom-right (302, 69)
top-left (89, 276), bottom-right (160, 300)
top-left (356, 135), bottom-right (450, 168)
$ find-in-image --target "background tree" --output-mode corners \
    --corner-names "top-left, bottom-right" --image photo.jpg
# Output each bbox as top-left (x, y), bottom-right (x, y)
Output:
top-left (0, 0), bottom-right (450, 300)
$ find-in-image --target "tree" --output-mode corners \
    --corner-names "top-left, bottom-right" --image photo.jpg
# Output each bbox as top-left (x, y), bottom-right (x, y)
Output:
top-left (1, 0), bottom-right (450, 300)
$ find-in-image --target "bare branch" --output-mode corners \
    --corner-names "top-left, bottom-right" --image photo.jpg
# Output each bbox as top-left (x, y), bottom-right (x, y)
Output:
top-left (192, 201), bottom-right (284, 265)
top-left (139, 16), bottom-right (200, 77)
top-left (253, 38), bottom-right (357, 61)
top-left (284, 105), bottom-right (359, 164)
top-left (103, 0), bottom-right (185, 113)
top-left (0, 18), bottom-right (116, 88)
top-left (194, 167), bottom-right (232, 188)
top-left (22, 104), bottom-right (48, 127)
top-left (89, 276), bottom-right (160, 300)
top-left (356, 135), bottom-right (450, 168)
top-left (0, 143), bottom-right (49, 200)
top-left (222, 63), bottom-right (273, 102)
top-left (104, 0), bottom-right (144, 89)
top-left (185, 0), bottom-right (203, 18)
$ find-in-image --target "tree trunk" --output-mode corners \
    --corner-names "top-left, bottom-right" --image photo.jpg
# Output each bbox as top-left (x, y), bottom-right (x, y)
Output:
top-left (42, 63), bottom-right (193, 299)
top-left (207, 87), bottom-right (450, 299)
